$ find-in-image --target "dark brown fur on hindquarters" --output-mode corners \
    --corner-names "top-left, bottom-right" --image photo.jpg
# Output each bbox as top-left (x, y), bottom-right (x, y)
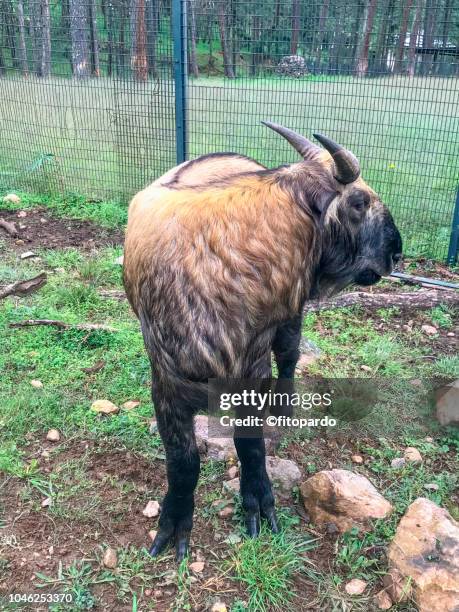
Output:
top-left (123, 125), bottom-right (402, 559)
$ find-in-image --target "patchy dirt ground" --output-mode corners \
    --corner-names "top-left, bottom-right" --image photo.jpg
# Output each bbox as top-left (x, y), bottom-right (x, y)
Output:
top-left (0, 207), bottom-right (124, 252)
top-left (0, 206), bottom-right (458, 611)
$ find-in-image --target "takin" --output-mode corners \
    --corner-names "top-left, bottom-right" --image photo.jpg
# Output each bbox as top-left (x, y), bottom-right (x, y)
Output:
top-left (123, 122), bottom-right (402, 560)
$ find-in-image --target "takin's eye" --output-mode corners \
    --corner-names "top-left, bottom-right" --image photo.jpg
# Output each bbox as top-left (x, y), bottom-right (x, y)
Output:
top-left (347, 191), bottom-right (370, 216)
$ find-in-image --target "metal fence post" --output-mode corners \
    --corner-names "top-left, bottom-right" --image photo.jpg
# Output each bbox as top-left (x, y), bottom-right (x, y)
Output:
top-left (172, 0), bottom-right (187, 164)
top-left (447, 186), bottom-right (459, 266)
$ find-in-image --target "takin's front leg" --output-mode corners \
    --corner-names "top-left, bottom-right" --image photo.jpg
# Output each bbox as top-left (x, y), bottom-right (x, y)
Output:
top-left (234, 434), bottom-right (279, 537)
top-left (149, 400), bottom-right (200, 561)
top-left (272, 314), bottom-right (302, 379)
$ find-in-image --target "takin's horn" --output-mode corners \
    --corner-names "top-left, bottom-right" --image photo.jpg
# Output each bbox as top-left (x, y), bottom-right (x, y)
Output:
top-left (313, 133), bottom-right (360, 184)
top-left (261, 121), bottom-right (322, 161)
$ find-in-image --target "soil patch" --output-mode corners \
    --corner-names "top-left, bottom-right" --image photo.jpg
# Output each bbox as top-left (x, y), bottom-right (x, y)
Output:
top-left (0, 207), bottom-right (124, 252)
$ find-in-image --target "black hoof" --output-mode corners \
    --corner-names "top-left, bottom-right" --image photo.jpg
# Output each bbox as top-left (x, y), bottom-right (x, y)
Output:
top-left (175, 535), bottom-right (190, 561)
top-left (262, 507), bottom-right (280, 533)
top-left (149, 527), bottom-right (173, 557)
top-left (245, 512), bottom-right (260, 537)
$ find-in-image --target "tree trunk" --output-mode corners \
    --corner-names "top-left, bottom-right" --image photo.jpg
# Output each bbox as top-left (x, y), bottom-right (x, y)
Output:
top-left (315, 0), bottom-right (330, 70)
top-left (88, 0), bottom-right (100, 76)
top-left (106, 0), bottom-right (114, 76)
top-left (132, 0), bottom-right (148, 81)
top-left (187, 0), bottom-right (198, 77)
top-left (356, 0), bottom-right (378, 76)
top-left (250, 14), bottom-right (262, 77)
top-left (407, 0), bottom-right (423, 76)
top-left (69, 0), bottom-right (90, 77)
top-left (16, 0), bottom-right (28, 75)
top-left (373, 0), bottom-right (393, 74)
top-left (146, 0), bottom-right (159, 77)
top-left (30, 0), bottom-right (42, 75)
top-left (118, 5), bottom-right (126, 75)
top-left (395, 0), bottom-right (413, 73)
top-left (40, 0), bottom-right (51, 77)
top-left (290, 0), bottom-right (300, 54)
top-left (217, 0), bottom-right (234, 78)
top-left (421, 0), bottom-right (436, 75)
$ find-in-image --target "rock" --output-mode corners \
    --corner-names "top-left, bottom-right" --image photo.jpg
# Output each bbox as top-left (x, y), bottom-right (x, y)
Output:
top-left (223, 478), bottom-right (240, 494)
top-left (20, 251), bottom-right (36, 259)
top-left (435, 380), bottom-right (459, 427)
top-left (189, 561), bottom-right (205, 573)
top-left (421, 324), bottom-right (438, 336)
top-left (17, 210), bottom-right (27, 218)
top-left (265, 456), bottom-right (301, 494)
top-left (115, 255), bottom-right (124, 266)
top-left (382, 568), bottom-right (412, 603)
top-left (388, 497), bottom-right (459, 612)
top-left (210, 602), bottom-right (227, 612)
top-left (325, 522), bottom-right (339, 535)
top-left (142, 500), bottom-right (160, 518)
top-left (300, 469), bottom-right (392, 533)
top-left (30, 379), bottom-right (43, 389)
top-left (360, 365), bottom-right (372, 372)
top-left (374, 589), bottom-right (393, 610)
top-left (351, 454), bottom-right (364, 464)
top-left (46, 429), bottom-right (60, 442)
top-left (296, 353), bottom-right (317, 371)
top-left (195, 414), bottom-right (276, 460)
top-left (226, 466), bottom-right (238, 480)
top-left (218, 505), bottom-right (234, 519)
top-left (41, 497), bottom-right (52, 508)
top-left (102, 548), bottom-right (117, 569)
top-left (153, 589), bottom-right (163, 598)
top-left (276, 55), bottom-right (308, 77)
top-left (391, 457), bottom-right (406, 469)
top-left (3, 193), bottom-right (21, 204)
top-left (424, 436), bottom-right (434, 443)
top-left (148, 530), bottom-right (158, 541)
top-left (91, 399), bottom-right (119, 415)
top-left (424, 483), bottom-right (439, 491)
top-left (344, 578), bottom-right (367, 595)
top-left (122, 400), bottom-right (140, 410)
top-left (149, 419), bottom-right (158, 434)
top-left (447, 332), bottom-right (455, 338)
top-left (404, 447), bottom-right (422, 463)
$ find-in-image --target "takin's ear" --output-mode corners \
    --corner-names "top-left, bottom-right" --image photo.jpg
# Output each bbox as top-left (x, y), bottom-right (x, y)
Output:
top-left (309, 186), bottom-right (338, 217)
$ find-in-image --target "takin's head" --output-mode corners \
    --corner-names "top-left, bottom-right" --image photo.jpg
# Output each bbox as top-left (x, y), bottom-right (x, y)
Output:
top-left (263, 122), bottom-right (403, 295)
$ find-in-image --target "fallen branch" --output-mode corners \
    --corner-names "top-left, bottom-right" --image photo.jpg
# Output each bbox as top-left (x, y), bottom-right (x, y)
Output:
top-left (0, 272), bottom-right (47, 300)
top-left (9, 319), bottom-right (117, 332)
top-left (0, 218), bottom-right (19, 237)
top-left (99, 289), bottom-right (127, 301)
top-left (307, 289), bottom-right (459, 312)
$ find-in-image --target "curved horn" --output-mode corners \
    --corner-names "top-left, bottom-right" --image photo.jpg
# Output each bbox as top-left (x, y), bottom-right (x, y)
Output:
top-left (262, 121), bottom-right (322, 161)
top-left (313, 133), bottom-right (360, 184)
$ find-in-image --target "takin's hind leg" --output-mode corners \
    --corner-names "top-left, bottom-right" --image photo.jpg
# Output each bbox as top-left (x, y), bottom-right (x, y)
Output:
top-left (149, 399), bottom-right (200, 561)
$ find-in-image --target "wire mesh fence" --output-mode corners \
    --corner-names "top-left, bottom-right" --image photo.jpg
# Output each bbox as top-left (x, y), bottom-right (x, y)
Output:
top-left (0, 0), bottom-right (458, 261)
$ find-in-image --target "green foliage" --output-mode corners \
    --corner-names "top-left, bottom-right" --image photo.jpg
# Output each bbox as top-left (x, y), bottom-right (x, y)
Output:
top-left (227, 529), bottom-right (316, 611)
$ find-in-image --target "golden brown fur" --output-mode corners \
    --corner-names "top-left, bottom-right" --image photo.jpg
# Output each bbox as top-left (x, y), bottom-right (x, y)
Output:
top-left (125, 169), bottom-right (317, 338)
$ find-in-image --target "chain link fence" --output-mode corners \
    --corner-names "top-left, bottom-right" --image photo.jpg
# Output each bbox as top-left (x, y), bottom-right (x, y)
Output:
top-left (0, 0), bottom-right (458, 262)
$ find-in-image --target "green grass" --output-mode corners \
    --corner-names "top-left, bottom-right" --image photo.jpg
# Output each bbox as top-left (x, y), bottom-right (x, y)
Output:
top-left (0, 74), bottom-right (458, 258)
top-left (227, 526), bottom-right (317, 611)
top-left (0, 191), bottom-right (127, 229)
top-left (0, 233), bottom-right (458, 609)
